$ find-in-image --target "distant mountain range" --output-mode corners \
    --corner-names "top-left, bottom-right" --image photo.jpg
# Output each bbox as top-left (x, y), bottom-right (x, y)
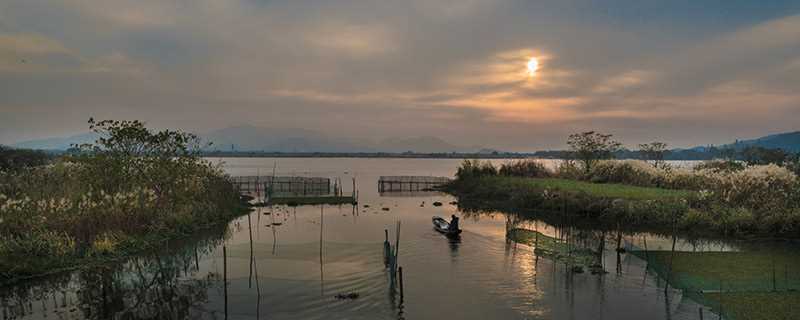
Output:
top-left (202, 125), bottom-right (483, 153)
top-left (725, 131), bottom-right (800, 153)
top-left (10, 125), bottom-right (486, 153)
top-left (12, 133), bottom-right (99, 150)
top-left (8, 126), bottom-right (800, 155)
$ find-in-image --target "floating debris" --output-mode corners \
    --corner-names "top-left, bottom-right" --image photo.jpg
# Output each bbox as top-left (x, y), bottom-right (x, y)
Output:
top-left (449, 201), bottom-right (458, 205)
top-left (432, 202), bottom-right (443, 207)
top-left (334, 292), bottom-right (360, 300)
top-left (363, 204), bottom-right (370, 208)
top-left (382, 207), bottom-right (390, 211)
top-left (272, 222), bottom-right (283, 226)
top-left (263, 212), bottom-right (271, 215)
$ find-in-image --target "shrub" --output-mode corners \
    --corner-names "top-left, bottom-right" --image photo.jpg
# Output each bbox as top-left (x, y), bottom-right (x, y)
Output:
top-left (0, 146), bottom-right (51, 172)
top-left (455, 159), bottom-right (497, 180)
top-left (786, 154), bottom-right (800, 176)
top-left (664, 168), bottom-right (715, 190)
top-left (585, 160), bottom-right (667, 187)
top-left (555, 159), bottom-right (584, 180)
top-left (705, 164), bottom-right (797, 212)
top-left (0, 231), bottom-right (76, 258)
top-left (90, 232), bottom-right (121, 256)
top-left (499, 159), bottom-right (552, 178)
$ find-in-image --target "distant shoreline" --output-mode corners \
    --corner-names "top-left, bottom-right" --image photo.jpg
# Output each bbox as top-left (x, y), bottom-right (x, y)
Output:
top-left (199, 151), bottom-right (534, 159)
top-left (7, 148), bottom-right (718, 160)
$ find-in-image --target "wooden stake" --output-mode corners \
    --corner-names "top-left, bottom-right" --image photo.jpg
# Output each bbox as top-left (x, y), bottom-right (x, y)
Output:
top-left (399, 266), bottom-right (405, 302)
top-left (223, 244), bottom-right (228, 320)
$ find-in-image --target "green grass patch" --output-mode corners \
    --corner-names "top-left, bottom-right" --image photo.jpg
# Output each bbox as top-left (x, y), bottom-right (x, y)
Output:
top-left (636, 251), bottom-right (800, 290)
top-left (703, 291), bottom-right (800, 320)
top-left (512, 177), bottom-right (692, 200)
top-left (634, 251), bottom-right (800, 291)
top-left (632, 250), bottom-right (800, 320)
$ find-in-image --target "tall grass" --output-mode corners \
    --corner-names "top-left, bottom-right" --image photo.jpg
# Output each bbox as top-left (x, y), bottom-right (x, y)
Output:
top-left (0, 121), bottom-right (246, 284)
top-left (499, 159), bottom-right (551, 178)
top-left (455, 159), bottom-right (497, 180)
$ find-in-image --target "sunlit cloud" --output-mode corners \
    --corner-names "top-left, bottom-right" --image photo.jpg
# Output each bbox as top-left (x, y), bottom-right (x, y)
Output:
top-left (591, 70), bottom-right (654, 94)
top-left (0, 0), bottom-right (799, 150)
top-left (305, 24), bottom-right (396, 57)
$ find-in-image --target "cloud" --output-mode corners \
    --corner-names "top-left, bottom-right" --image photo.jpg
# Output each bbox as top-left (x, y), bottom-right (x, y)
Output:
top-left (0, 33), bottom-right (75, 71)
top-left (0, 33), bottom-right (70, 55)
top-left (305, 24), bottom-right (396, 57)
top-left (0, 0), bottom-right (798, 150)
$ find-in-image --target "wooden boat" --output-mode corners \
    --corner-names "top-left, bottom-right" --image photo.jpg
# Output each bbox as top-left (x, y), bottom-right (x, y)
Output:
top-left (432, 216), bottom-right (462, 236)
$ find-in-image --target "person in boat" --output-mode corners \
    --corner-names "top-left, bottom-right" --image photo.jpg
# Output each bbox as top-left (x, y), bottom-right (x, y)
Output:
top-left (448, 214), bottom-right (460, 232)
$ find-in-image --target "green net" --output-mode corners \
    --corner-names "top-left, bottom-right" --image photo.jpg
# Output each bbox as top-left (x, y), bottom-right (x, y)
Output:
top-left (629, 248), bottom-right (800, 319)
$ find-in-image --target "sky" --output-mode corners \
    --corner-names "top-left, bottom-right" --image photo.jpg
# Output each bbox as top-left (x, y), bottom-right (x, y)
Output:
top-left (1, 0), bottom-right (799, 151)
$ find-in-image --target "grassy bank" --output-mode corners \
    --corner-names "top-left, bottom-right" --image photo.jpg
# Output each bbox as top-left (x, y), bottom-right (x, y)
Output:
top-left (445, 175), bottom-right (691, 233)
top-left (448, 159), bottom-right (800, 238)
top-left (0, 120), bottom-right (248, 286)
top-left (482, 176), bottom-right (692, 200)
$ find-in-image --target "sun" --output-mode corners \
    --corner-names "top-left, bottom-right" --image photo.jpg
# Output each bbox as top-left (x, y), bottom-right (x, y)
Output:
top-left (526, 57), bottom-right (539, 76)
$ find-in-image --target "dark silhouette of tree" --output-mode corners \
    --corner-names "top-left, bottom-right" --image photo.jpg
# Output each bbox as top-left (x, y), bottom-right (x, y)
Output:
top-left (567, 131), bottom-right (622, 172)
top-left (638, 142), bottom-right (669, 168)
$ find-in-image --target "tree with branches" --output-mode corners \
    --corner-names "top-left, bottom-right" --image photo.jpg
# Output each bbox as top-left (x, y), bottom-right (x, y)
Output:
top-left (639, 141), bottom-right (670, 168)
top-left (567, 131), bottom-right (622, 173)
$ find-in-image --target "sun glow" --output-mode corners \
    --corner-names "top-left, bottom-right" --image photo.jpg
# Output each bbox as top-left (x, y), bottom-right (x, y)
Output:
top-left (526, 57), bottom-right (539, 76)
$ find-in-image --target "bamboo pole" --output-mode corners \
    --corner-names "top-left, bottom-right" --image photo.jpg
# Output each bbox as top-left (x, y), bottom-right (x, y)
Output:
top-left (399, 266), bottom-right (404, 302)
top-left (223, 244), bottom-right (228, 320)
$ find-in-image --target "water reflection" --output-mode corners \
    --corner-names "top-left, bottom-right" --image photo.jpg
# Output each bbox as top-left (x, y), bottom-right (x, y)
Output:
top-left (5, 158), bottom-right (799, 320)
top-left (0, 229), bottom-right (225, 319)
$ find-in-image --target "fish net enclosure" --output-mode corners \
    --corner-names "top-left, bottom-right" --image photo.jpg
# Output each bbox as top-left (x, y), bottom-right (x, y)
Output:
top-left (626, 242), bottom-right (800, 319)
top-left (232, 176), bottom-right (332, 195)
top-left (378, 176), bottom-right (451, 192)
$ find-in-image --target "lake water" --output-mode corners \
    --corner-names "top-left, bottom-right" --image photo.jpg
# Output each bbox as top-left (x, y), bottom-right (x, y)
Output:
top-left (0, 158), bottom-right (789, 319)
